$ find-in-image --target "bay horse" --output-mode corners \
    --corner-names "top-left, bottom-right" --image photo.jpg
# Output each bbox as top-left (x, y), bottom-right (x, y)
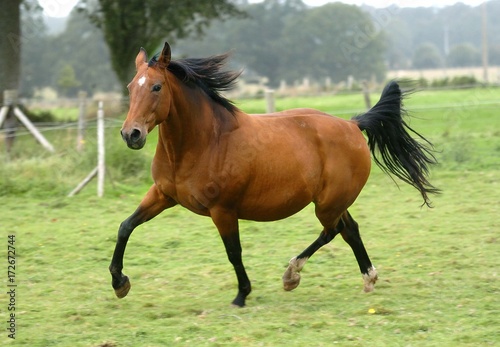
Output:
top-left (109, 42), bottom-right (438, 307)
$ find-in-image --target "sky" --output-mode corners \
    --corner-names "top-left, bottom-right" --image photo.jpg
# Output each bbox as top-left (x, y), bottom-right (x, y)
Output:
top-left (38, 0), bottom-right (487, 18)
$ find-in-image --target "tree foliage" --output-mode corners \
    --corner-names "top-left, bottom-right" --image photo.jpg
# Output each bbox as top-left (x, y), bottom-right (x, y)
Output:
top-left (77, 0), bottom-right (243, 92)
top-left (225, 0), bottom-right (307, 86)
top-left (178, 0), bottom-right (386, 86)
top-left (7, 0), bottom-right (500, 99)
top-left (383, 1), bottom-right (500, 70)
top-left (19, 10), bottom-right (118, 97)
top-left (447, 43), bottom-right (481, 67)
top-left (57, 64), bottom-right (81, 96)
top-left (280, 3), bottom-right (386, 84)
top-left (412, 43), bottom-right (443, 69)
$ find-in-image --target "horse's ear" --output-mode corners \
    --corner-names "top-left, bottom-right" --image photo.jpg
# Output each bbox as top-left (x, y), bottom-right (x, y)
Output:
top-left (158, 42), bottom-right (171, 68)
top-left (135, 47), bottom-right (148, 70)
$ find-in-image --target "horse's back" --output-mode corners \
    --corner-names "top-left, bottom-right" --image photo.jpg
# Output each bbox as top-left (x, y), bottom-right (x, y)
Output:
top-left (250, 108), bottom-right (369, 164)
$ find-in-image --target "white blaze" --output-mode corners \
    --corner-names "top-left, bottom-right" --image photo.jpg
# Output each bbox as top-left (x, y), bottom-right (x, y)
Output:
top-left (138, 76), bottom-right (146, 87)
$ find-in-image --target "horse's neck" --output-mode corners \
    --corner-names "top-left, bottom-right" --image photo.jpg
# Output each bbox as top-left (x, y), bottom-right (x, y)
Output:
top-left (157, 83), bottom-right (228, 164)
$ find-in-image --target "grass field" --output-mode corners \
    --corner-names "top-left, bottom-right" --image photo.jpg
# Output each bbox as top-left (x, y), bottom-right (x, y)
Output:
top-left (1, 86), bottom-right (499, 346)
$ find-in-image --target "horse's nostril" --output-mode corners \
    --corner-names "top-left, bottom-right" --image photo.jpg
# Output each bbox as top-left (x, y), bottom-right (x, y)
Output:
top-left (130, 128), bottom-right (142, 142)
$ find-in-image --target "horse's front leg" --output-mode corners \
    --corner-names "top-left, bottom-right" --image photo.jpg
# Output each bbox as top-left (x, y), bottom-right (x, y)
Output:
top-left (211, 208), bottom-right (251, 307)
top-left (109, 184), bottom-right (176, 298)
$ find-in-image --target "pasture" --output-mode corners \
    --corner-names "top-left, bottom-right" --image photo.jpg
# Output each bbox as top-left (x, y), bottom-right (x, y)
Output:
top-left (1, 87), bottom-right (499, 346)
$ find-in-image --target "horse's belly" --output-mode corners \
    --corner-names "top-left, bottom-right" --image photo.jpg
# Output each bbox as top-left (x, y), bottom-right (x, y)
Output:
top-left (237, 184), bottom-right (313, 222)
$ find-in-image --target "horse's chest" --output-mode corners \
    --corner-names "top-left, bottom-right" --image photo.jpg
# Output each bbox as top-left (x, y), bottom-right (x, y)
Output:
top-left (170, 181), bottom-right (214, 217)
top-left (153, 151), bottom-right (245, 215)
top-left (173, 163), bottom-right (244, 215)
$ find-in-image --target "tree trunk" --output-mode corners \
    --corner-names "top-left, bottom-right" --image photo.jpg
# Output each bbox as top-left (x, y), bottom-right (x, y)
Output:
top-left (0, 0), bottom-right (21, 105)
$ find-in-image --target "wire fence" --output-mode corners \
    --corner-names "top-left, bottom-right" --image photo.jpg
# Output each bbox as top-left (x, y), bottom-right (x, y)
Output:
top-left (0, 118), bottom-right (122, 138)
top-left (0, 100), bottom-right (500, 141)
top-left (1, 95), bottom-right (499, 140)
top-left (1, 83), bottom-right (499, 157)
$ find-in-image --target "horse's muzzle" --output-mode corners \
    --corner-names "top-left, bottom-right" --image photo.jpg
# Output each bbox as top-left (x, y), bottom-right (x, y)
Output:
top-left (121, 128), bottom-right (146, 150)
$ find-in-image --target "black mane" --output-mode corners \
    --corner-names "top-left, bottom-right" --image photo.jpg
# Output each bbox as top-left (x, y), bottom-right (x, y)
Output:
top-left (149, 53), bottom-right (241, 114)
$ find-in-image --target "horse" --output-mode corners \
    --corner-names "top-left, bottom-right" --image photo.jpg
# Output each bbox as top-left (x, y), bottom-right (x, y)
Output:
top-left (109, 42), bottom-right (439, 307)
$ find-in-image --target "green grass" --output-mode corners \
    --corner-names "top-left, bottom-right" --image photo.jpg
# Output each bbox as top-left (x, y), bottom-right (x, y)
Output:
top-left (34, 107), bottom-right (80, 122)
top-left (1, 87), bottom-right (499, 346)
top-left (237, 92), bottom-right (365, 116)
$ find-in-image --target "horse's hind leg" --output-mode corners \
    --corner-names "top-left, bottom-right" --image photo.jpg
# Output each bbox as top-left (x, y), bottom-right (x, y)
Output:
top-left (282, 218), bottom-right (344, 291)
top-left (282, 209), bottom-right (377, 292)
top-left (340, 211), bottom-right (378, 292)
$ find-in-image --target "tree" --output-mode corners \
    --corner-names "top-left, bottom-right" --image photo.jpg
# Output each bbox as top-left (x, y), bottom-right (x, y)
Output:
top-left (447, 43), bottom-right (481, 67)
top-left (19, 3), bottom-right (49, 97)
top-left (78, 0), bottom-right (243, 93)
top-left (280, 3), bottom-right (387, 83)
top-left (57, 64), bottom-right (81, 96)
top-left (0, 0), bottom-right (21, 104)
top-left (412, 42), bottom-right (443, 69)
top-left (384, 18), bottom-right (413, 69)
top-left (226, 0), bottom-right (307, 86)
top-left (489, 45), bottom-right (500, 66)
top-left (44, 10), bottom-right (119, 95)
top-left (0, 0), bottom-right (43, 101)
top-left (176, 1), bottom-right (386, 86)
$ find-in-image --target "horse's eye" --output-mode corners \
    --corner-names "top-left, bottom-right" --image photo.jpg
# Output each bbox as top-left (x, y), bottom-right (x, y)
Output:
top-left (152, 84), bottom-right (162, 92)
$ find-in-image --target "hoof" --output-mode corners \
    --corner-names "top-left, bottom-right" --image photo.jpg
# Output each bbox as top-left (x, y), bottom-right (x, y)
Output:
top-left (283, 274), bottom-right (301, 291)
top-left (230, 295), bottom-right (246, 308)
top-left (282, 257), bottom-right (307, 291)
top-left (231, 301), bottom-right (246, 308)
top-left (363, 267), bottom-right (378, 293)
top-left (114, 276), bottom-right (131, 298)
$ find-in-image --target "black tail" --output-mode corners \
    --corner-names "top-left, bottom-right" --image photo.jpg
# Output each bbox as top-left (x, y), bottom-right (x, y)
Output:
top-left (352, 81), bottom-right (440, 207)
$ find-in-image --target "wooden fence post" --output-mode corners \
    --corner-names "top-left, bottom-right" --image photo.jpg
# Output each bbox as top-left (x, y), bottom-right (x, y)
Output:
top-left (68, 101), bottom-right (105, 197)
top-left (265, 89), bottom-right (275, 113)
top-left (97, 101), bottom-right (105, 197)
top-left (362, 81), bottom-right (371, 110)
top-left (76, 91), bottom-right (87, 152)
top-left (0, 90), bottom-right (17, 134)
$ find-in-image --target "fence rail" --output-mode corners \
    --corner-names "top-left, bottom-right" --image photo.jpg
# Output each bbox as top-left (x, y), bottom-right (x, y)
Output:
top-left (1, 97), bottom-right (499, 139)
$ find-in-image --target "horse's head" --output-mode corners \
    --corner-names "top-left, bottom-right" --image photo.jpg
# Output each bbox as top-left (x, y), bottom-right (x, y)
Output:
top-left (121, 42), bottom-right (172, 150)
